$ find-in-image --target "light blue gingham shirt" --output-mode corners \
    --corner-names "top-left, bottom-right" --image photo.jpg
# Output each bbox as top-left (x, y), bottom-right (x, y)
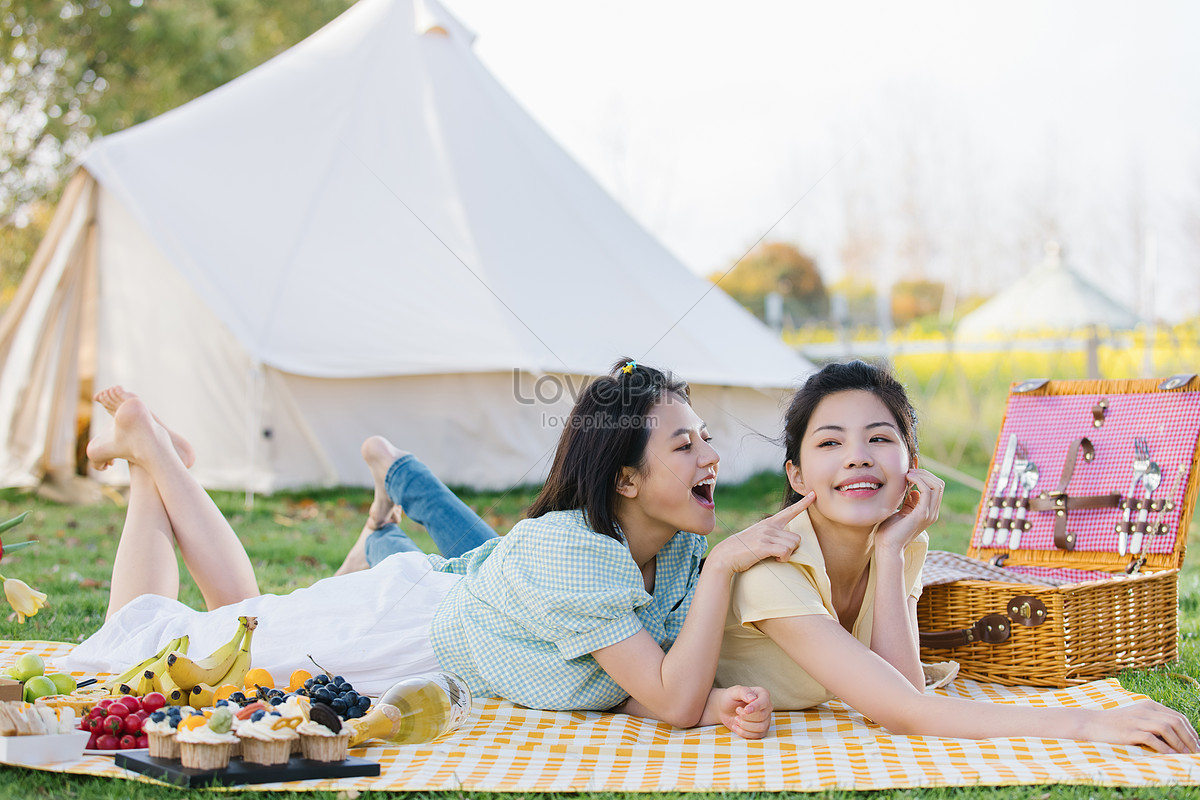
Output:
top-left (428, 509), bottom-right (706, 711)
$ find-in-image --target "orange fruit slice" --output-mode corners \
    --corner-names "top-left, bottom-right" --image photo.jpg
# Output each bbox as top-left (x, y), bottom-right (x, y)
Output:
top-left (243, 668), bottom-right (274, 690)
top-left (213, 683), bottom-right (240, 702)
top-left (177, 715), bottom-right (208, 732)
top-left (287, 669), bottom-right (312, 693)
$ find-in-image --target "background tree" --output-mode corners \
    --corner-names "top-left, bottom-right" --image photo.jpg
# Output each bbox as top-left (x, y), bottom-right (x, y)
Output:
top-left (710, 241), bottom-right (827, 328)
top-left (0, 0), bottom-right (354, 295)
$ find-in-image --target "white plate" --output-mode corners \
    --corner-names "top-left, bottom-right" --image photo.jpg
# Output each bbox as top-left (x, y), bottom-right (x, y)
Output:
top-left (0, 731), bottom-right (90, 765)
top-left (84, 746), bottom-right (148, 756)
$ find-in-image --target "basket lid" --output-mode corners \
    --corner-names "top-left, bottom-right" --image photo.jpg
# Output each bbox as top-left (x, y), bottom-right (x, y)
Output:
top-left (967, 375), bottom-right (1200, 574)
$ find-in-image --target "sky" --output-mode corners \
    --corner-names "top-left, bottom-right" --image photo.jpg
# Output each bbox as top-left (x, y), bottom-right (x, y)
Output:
top-left (437, 0), bottom-right (1200, 321)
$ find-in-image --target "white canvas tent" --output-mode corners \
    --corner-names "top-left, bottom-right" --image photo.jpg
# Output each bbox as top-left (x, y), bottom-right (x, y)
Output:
top-left (0, 0), bottom-right (813, 494)
top-left (955, 242), bottom-right (1140, 338)
top-left (955, 243), bottom-right (1138, 379)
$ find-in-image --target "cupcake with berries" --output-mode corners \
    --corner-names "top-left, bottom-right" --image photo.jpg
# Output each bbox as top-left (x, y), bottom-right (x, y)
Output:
top-left (177, 706), bottom-right (238, 770)
top-left (236, 707), bottom-right (300, 765)
top-left (298, 702), bottom-right (351, 762)
top-left (143, 706), bottom-right (204, 760)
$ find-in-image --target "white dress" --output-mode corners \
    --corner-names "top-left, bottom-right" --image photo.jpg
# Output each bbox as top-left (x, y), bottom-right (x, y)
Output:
top-left (65, 553), bottom-right (461, 696)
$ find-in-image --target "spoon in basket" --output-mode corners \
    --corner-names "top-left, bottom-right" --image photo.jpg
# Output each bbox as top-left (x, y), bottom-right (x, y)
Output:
top-left (1133, 459), bottom-right (1162, 554)
top-left (1009, 461), bottom-right (1038, 551)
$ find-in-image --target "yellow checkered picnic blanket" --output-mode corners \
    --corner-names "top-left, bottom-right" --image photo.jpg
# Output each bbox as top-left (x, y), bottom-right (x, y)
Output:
top-left (4, 640), bottom-right (1199, 791)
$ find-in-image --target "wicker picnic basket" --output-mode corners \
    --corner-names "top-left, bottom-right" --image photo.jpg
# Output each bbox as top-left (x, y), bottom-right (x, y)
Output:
top-left (916, 374), bottom-right (1200, 686)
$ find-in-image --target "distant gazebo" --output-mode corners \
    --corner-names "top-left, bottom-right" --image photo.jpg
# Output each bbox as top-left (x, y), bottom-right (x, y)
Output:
top-left (955, 242), bottom-right (1139, 378)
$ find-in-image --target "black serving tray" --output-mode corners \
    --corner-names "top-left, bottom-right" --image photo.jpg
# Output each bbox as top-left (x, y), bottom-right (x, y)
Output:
top-left (114, 751), bottom-right (380, 788)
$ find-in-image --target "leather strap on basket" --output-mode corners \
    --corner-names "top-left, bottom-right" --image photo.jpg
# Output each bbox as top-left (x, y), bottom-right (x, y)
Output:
top-left (919, 596), bottom-right (1049, 650)
top-left (1027, 437), bottom-right (1120, 550)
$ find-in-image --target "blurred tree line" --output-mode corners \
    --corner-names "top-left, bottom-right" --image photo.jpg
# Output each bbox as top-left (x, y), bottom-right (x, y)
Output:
top-left (0, 0), bottom-right (354, 301)
top-left (711, 240), bottom-right (953, 331)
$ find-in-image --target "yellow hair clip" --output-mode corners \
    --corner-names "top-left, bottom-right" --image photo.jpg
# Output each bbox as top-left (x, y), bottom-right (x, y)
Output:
top-left (621, 360), bottom-right (637, 374)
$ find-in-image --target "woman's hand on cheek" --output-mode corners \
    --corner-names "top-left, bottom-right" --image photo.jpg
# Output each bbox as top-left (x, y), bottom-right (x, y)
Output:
top-left (718, 685), bottom-right (774, 739)
top-left (875, 468), bottom-right (944, 552)
top-left (706, 493), bottom-right (812, 574)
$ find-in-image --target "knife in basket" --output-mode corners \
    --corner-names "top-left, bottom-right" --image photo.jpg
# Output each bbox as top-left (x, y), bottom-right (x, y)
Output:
top-left (984, 433), bottom-right (1018, 546)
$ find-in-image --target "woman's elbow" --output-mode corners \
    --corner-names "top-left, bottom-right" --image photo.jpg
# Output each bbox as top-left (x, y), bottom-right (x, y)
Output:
top-left (856, 694), bottom-right (928, 736)
top-left (664, 703), bottom-right (706, 730)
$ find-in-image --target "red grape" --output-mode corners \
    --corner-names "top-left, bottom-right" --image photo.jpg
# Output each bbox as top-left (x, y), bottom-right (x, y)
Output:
top-left (118, 734), bottom-right (138, 750)
top-left (95, 734), bottom-right (120, 750)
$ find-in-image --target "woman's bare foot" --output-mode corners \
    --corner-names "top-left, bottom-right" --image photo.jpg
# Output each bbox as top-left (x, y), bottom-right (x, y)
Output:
top-left (333, 436), bottom-right (410, 576)
top-left (361, 435), bottom-right (410, 529)
top-left (86, 397), bottom-right (177, 471)
top-left (93, 386), bottom-right (196, 470)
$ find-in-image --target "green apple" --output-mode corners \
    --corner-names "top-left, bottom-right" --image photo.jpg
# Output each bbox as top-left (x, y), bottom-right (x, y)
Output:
top-left (22, 675), bottom-right (56, 703)
top-left (11, 653), bottom-right (44, 682)
top-left (47, 673), bottom-right (76, 695)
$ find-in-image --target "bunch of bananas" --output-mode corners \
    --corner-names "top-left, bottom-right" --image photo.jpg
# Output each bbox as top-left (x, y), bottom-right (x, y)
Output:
top-left (105, 616), bottom-right (258, 708)
top-left (102, 635), bottom-right (189, 695)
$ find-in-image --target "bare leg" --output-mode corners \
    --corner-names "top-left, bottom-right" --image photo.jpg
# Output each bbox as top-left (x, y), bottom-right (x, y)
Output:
top-left (106, 463), bottom-right (181, 619)
top-left (334, 436), bottom-right (410, 576)
top-left (87, 394), bottom-right (259, 611)
top-left (90, 386), bottom-right (196, 470)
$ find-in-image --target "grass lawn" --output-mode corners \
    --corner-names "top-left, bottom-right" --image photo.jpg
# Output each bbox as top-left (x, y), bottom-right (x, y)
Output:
top-left (0, 472), bottom-right (1198, 799)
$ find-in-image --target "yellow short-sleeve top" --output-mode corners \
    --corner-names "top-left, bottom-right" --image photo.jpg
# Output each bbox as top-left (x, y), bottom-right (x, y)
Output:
top-left (716, 509), bottom-right (928, 711)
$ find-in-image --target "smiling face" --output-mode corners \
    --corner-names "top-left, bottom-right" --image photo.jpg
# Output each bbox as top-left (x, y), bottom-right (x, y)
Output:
top-left (615, 394), bottom-right (720, 540)
top-left (786, 390), bottom-right (913, 535)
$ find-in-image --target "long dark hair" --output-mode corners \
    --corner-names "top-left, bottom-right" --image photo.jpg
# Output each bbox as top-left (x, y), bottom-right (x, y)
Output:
top-left (526, 358), bottom-right (690, 540)
top-left (782, 360), bottom-right (918, 507)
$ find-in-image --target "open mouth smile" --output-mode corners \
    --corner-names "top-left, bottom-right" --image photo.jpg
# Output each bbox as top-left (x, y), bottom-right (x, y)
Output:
top-left (691, 477), bottom-right (716, 509)
top-left (836, 481), bottom-right (882, 493)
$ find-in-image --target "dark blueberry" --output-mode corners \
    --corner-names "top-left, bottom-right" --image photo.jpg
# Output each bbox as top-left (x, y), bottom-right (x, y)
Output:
top-left (269, 696), bottom-right (284, 706)
top-left (330, 697), bottom-right (348, 714)
top-left (215, 699), bottom-right (229, 707)
top-left (343, 691), bottom-right (359, 706)
top-left (150, 711), bottom-right (167, 723)
top-left (250, 710), bottom-right (265, 722)
top-left (230, 691), bottom-right (247, 703)
top-left (344, 705), bottom-right (363, 719)
top-left (356, 696), bottom-right (371, 710)
top-left (313, 687), bottom-right (333, 703)
top-left (303, 678), bottom-right (314, 689)
top-left (313, 674), bottom-right (329, 686)
top-left (332, 675), bottom-right (345, 685)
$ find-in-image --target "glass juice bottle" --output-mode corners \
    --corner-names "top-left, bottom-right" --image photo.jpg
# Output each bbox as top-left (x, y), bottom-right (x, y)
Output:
top-left (347, 672), bottom-right (471, 746)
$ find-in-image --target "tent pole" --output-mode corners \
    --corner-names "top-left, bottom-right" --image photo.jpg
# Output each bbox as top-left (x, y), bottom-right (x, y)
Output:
top-left (245, 363), bottom-right (264, 510)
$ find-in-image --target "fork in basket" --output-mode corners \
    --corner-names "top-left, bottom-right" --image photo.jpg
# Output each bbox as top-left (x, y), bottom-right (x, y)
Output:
top-left (1119, 438), bottom-right (1150, 556)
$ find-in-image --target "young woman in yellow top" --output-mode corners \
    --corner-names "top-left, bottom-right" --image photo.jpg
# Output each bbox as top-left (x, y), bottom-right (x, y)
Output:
top-left (716, 360), bottom-right (1198, 753)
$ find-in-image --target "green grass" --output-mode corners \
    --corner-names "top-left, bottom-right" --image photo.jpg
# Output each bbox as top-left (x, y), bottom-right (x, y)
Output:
top-left (0, 475), bottom-right (1197, 798)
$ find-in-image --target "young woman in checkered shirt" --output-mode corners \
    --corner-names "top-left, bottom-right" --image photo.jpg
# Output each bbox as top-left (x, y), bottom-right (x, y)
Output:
top-left (69, 361), bottom-right (806, 737)
top-left (715, 360), bottom-right (1198, 753)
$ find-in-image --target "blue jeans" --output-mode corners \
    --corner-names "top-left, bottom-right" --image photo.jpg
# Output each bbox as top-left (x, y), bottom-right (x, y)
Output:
top-left (364, 455), bottom-right (499, 566)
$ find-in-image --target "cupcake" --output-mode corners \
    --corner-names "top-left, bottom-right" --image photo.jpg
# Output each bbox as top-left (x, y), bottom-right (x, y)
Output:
top-left (236, 709), bottom-right (299, 766)
top-left (273, 694), bottom-right (309, 754)
top-left (143, 706), bottom-right (203, 760)
top-left (177, 707), bottom-right (237, 770)
top-left (298, 703), bottom-right (351, 762)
